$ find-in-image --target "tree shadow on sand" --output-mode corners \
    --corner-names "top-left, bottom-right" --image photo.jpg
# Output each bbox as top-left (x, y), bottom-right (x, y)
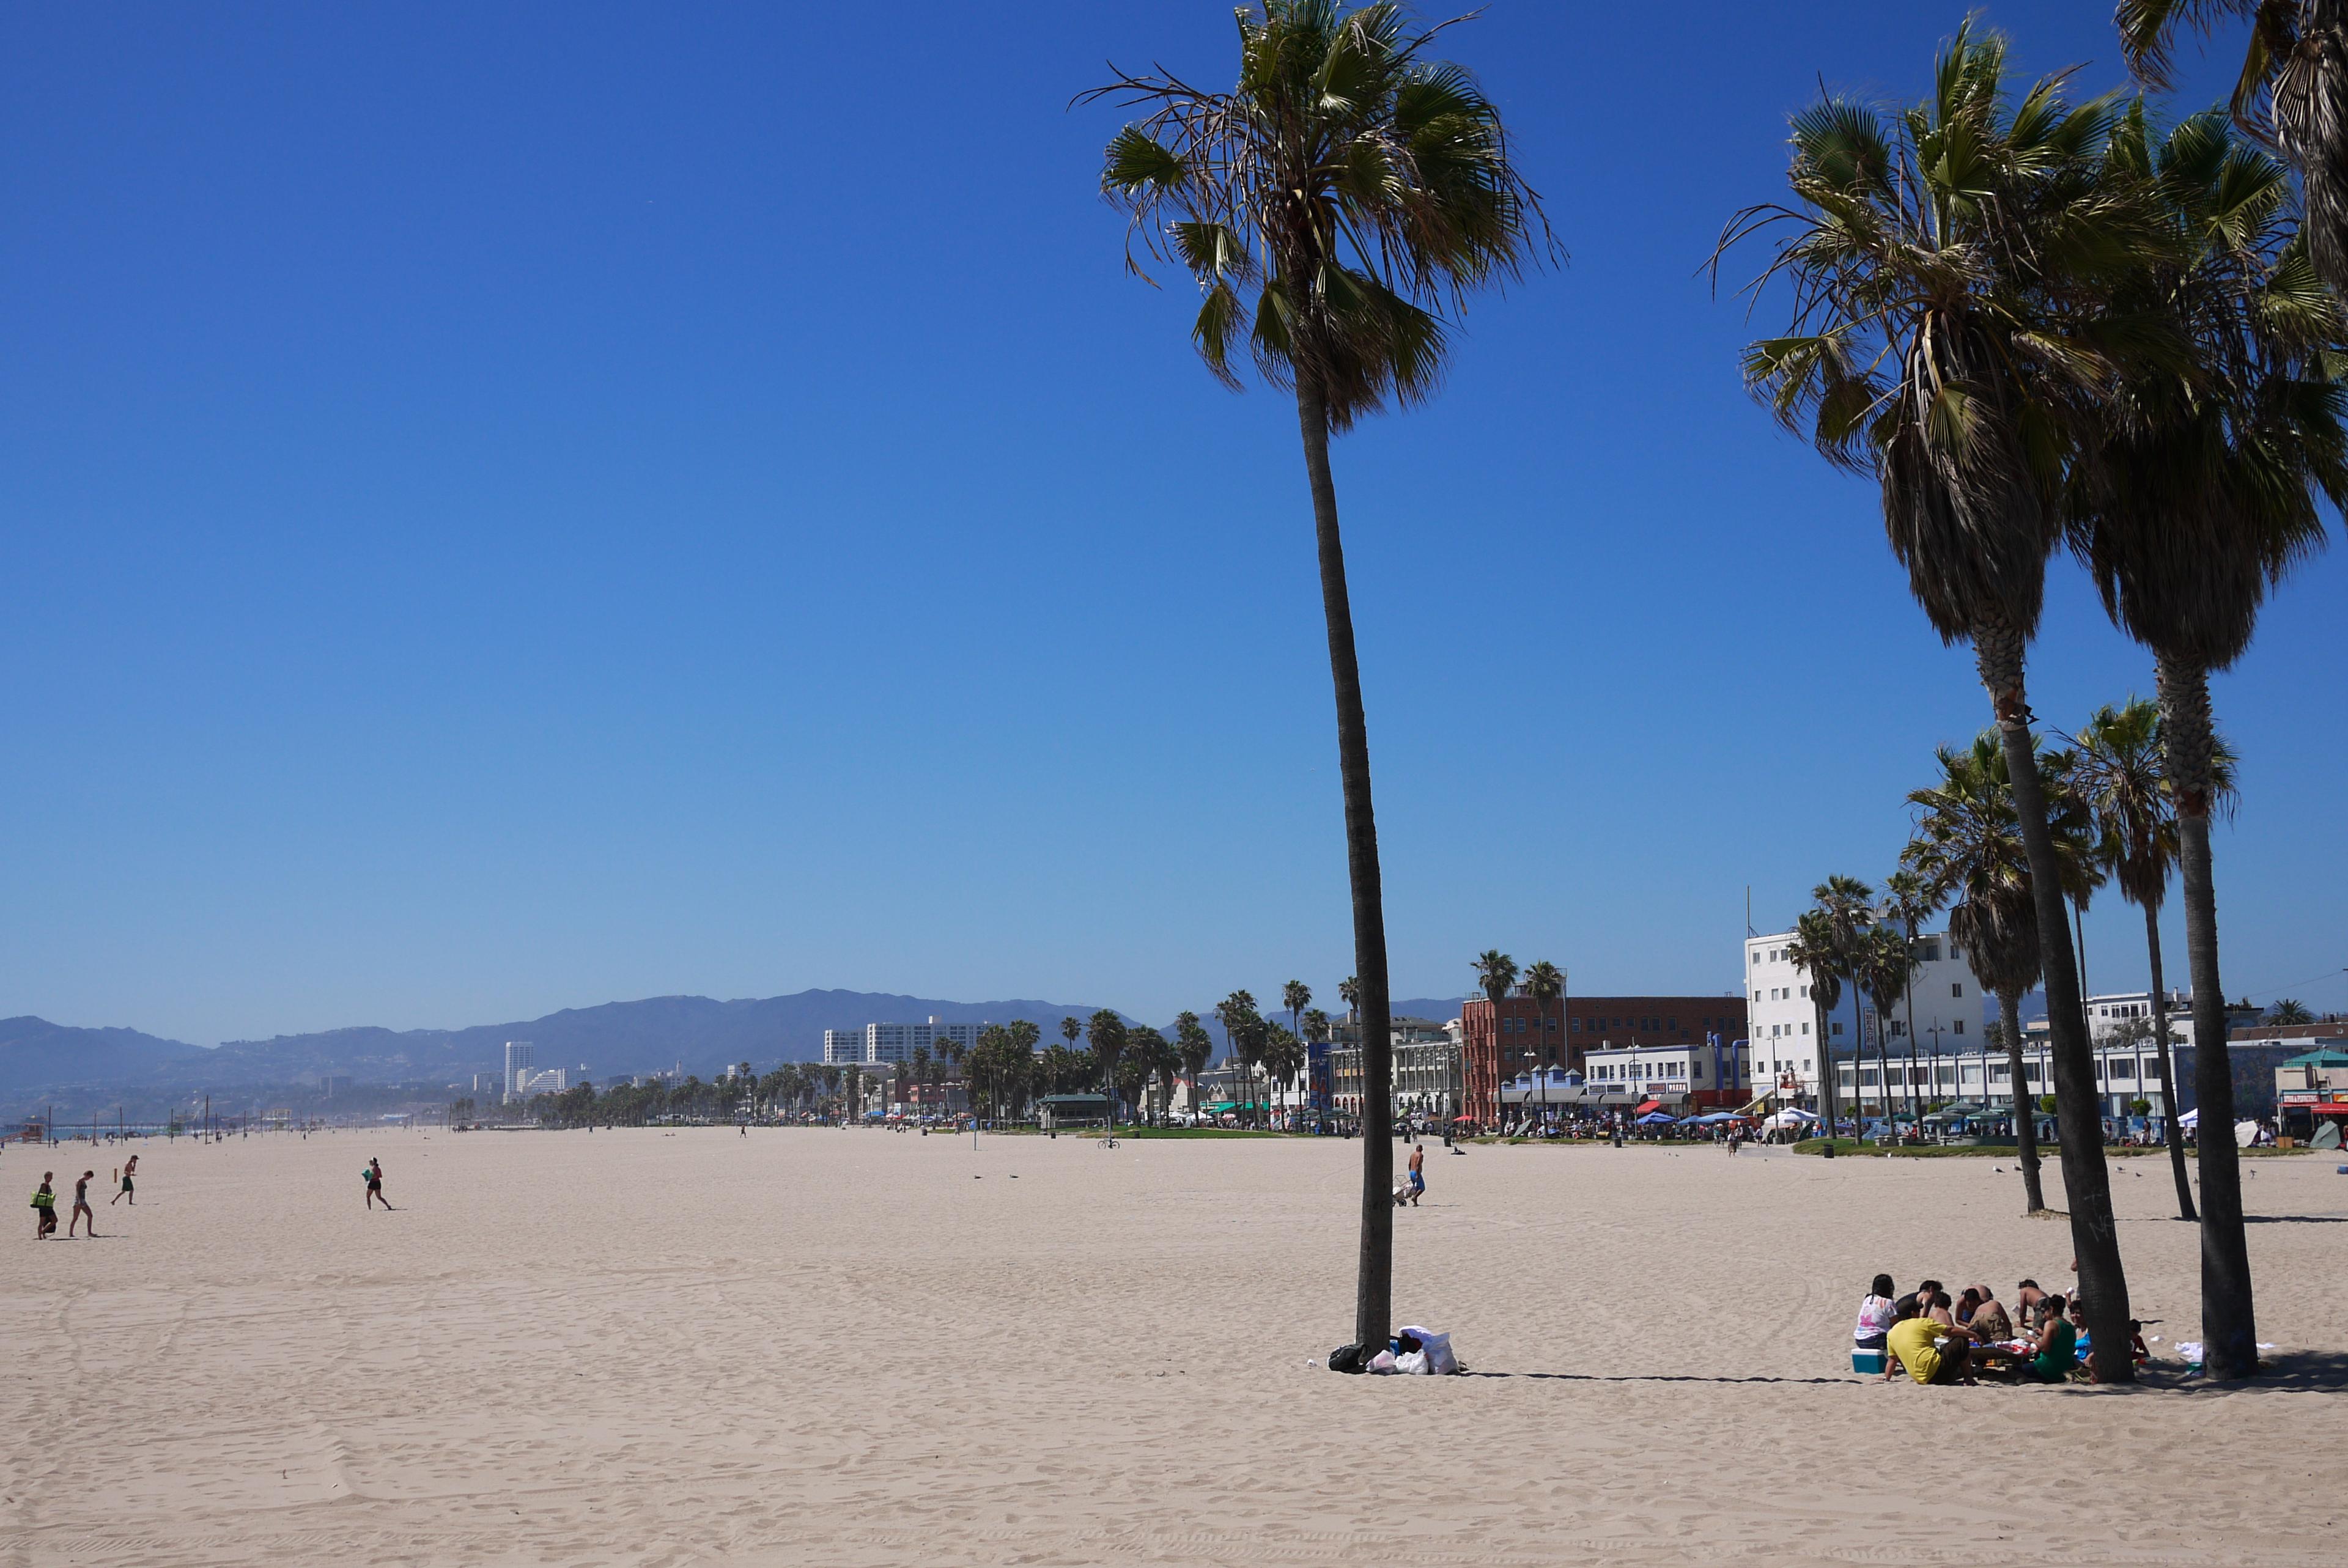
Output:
top-left (1464, 1352), bottom-right (2348, 1392)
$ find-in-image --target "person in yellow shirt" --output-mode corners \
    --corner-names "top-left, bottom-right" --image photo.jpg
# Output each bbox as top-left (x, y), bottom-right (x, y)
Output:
top-left (1886, 1302), bottom-right (1975, 1386)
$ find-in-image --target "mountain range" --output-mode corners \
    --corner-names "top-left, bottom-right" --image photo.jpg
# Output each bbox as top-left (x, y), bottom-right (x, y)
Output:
top-left (0, 989), bottom-right (1482, 1108)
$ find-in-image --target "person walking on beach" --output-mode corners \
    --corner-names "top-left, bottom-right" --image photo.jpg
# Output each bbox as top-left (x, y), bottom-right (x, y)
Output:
top-left (1406, 1142), bottom-right (1425, 1206)
top-left (31, 1172), bottom-right (57, 1239)
top-left (112, 1154), bottom-right (137, 1205)
top-left (68, 1171), bottom-right (97, 1237)
top-left (364, 1157), bottom-right (390, 1210)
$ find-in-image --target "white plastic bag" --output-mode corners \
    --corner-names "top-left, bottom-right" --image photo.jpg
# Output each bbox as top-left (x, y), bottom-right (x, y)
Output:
top-left (1366, 1349), bottom-right (1398, 1374)
top-left (1398, 1325), bottom-right (1458, 1375)
top-left (1394, 1349), bottom-right (1431, 1375)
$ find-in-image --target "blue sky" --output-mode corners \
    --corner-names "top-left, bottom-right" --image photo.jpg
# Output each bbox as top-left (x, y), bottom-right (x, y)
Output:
top-left (4, 3), bottom-right (2341, 1045)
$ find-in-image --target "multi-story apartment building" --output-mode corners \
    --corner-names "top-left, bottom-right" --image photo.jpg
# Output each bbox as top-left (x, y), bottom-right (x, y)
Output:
top-left (1461, 993), bottom-right (1748, 1128)
top-left (1744, 931), bottom-right (1976, 1107)
top-left (1836, 1029), bottom-right (2310, 1122)
top-left (1328, 1018), bottom-right (1458, 1120)
top-left (822, 1017), bottom-right (988, 1066)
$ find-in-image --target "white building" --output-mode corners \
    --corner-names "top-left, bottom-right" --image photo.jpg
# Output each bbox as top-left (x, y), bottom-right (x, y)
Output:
top-left (1744, 930), bottom-right (1979, 1107)
top-left (1581, 1034), bottom-right (1749, 1105)
top-left (822, 1017), bottom-right (988, 1066)
top-left (1836, 1037), bottom-right (2177, 1121)
top-left (515, 1066), bottom-right (569, 1096)
top-left (503, 1040), bottom-right (535, 1103)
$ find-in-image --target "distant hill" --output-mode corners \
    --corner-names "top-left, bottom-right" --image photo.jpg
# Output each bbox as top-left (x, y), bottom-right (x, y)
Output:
top-left (0, 990), bottom-right (1128, 1101)
top-left (0, 1016), bottom-right (208, 1096)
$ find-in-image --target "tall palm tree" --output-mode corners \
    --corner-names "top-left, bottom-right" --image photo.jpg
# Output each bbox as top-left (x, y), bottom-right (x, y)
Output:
top-left (1088, 0), bottom-right (1552, 1354)
top-left (2116, 0), bottom-right (2348, 296)
top-left (1879, 869), bottom-right (1945, 1121)
top-left (1087, 1010), bottom-right (1129, 1134)
top-left (1175, 1012), bottom-right (1215, 1122)
top-left (1521, 960), bottom-right (1565, 1119)
top-left (1283, 979), bottom-right (1312, 1056)
top-left (1854, 926), bottom-right (1918, 1123)
top-left (1300, 1007), bottom-right (1332, 1128)
top-left (1723, 23), bottom-right (2155, 1376)
top-left (1214, 990), bottom-right (1260, 1120)
top-left (2067, 107), bottom-right (2346, 1379)
top-left (1812, 875), bottom-right (1877, 1121)
top-left (1472, 951), bottom-right (1518, 1128)
top-left (1784, 912), bottom-right (1845, 1139)
top-left (2066, 697), bottom-right (2200, 1218)
top-left (1905, 734), bottom-right (2102, 1229)
top-left (1060, 1017), bottom-right (1082, 1055)
top-left (1338, 976), bottom-right (1361, 1023)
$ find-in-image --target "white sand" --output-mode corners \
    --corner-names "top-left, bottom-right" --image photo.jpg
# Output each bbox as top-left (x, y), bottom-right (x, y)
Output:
top-left (4, 1127), bottom-right (2344, 1566)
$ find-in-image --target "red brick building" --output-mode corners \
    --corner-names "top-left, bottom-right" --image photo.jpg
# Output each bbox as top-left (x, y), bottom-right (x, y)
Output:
top-left (1461, 994), bottom-right (1748, 1128)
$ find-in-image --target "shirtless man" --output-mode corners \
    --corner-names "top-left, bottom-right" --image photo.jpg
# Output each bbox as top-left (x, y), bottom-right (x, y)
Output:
top-left (112, 1154), bottom-right (137, 1205)
top-left (1406, 1143), bottom-right (1426, 1206)
top-left (68, 1171), bottom-right (97, 1237)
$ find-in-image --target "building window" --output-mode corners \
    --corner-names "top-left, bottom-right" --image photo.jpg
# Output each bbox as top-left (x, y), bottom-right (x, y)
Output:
top-left (1831, 1022), bottom-right (1844, 1036)
top-left (1954, 1020), bottom-right (1965, 1036)
top-left (1801, 1023), bottom-right (1810, 1036)
top-left (1952, 983), bottom-right (1964, 998)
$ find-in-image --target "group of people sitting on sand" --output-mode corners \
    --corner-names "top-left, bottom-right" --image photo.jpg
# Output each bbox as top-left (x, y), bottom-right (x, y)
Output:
top-left (1854, 1273), bottom-right (2147, 1386)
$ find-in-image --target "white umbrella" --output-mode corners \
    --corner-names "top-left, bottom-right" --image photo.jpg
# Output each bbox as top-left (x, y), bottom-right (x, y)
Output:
top-left (2177, 1108), bottom-right (2200, 1130)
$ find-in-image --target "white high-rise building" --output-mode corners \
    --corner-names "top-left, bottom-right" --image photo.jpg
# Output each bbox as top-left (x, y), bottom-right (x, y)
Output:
top-left (504, 1040), bottom-right (535, 1103)
top-left (822, 1017), bottom-right (988, 1066)
top-left (1744, 930), bottom-right (1979, 1107)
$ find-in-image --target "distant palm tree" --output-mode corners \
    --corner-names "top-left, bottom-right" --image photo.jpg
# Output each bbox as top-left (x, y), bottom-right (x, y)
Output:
top-left (1724, 24), bottom-right (2152, 1375)
top-left (1854, 926), bottom-right (1916, 1123)
top-left (1338, 977), bottom-right (1360, 1023)
top-left (1214, 991), bottom-right (1262, 1123)
top-left (2064, 108), bottom-right (2345, 1378)
top-left (1088, 0), bottom-right (1552, 1352)
top-left (1520, 960), bottom-right (1564, 1118)
top-left (1784, 913), bottom-right (1845, 1141)
top-left (1087, 1010), bottom-right (1129, 1133)
top-left (1060, 1017), bottom-right (1082, 1053)
top-left (2067, 697), bottom-right (2206, 1219)
top-left (1283, 980), bottom-right (1312, 1051)
top-left (1174, 1012), bottom-right (1214, 1121)
top-left (1472, 951), bottom-right (1518, 1128)
top-left (1878, 869), bottom-right (1944, 1122)
top-left (1905, 734), bottom-right (2097, 1215)
top-left (1299, 1007), bottom-right (1332, 1128)
top-left (2269, 999), bottom-right (2316, 1025)
top-left (1812, 875), bottom-right (1876, 1122)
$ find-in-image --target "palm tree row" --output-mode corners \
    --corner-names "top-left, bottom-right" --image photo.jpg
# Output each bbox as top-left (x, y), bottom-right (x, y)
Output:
top-left (1725, 24), bottom-right (2341, 1380)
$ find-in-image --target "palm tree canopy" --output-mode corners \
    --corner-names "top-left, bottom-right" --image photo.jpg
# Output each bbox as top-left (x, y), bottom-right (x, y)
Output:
top-left (1472, 950), bottom-right (1518, 1006)
top-left (1283, 980), bottom-right (1313, 1016)
top-left (2067, 108), bottom-right (2348, 675)
top-left (1785, 911), bottom-right (1845, 1014)
top-left (1879, 866), bottom-right (1946, 933)
top-left (1903, 730), bottom-right (2099, 998)
top-left (1087, 0), bottom-right (1556, 432)
top-left (2269, 998), bottom-right (2316, 1023)
top-left (1721, 21), bottom-right (2173, 646)
top-left (1521, 960), bottom-right (1564, 1004)
top-left (1855, 924), bottom-right (1920, 1020)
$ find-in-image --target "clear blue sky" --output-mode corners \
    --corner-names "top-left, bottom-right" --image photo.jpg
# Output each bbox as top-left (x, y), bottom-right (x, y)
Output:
top-left (4, 3), bottom-right (2340, 1046)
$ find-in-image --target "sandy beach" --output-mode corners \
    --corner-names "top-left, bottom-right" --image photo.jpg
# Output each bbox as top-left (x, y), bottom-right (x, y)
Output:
top-left (4, 1127), bottom-right (2344, 1566)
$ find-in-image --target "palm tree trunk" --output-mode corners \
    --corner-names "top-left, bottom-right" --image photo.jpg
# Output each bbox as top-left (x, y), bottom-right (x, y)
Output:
top-left (2143, 900), bottom-right (2197, 1222)
top-left (2156, 654), bottom-right (2256, 1379)
top-left (1976, 620), bottom-right (2132, 1382)
top-left (1814, 998), bottom-right (1837, 1140)
top-left (1874, 1000), bottom-right (1893, 1128)
top-left (2001, 987), bottom-right (2045, 1212)
top-left (1903, 921), bottom-right (1921, 1124)
top-left (1296, 373), bottom-right (1395, 1353)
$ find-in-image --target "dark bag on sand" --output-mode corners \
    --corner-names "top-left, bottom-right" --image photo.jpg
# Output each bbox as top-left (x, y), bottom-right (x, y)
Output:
top-left (1327, 1344), bottom-right (1367, 1374)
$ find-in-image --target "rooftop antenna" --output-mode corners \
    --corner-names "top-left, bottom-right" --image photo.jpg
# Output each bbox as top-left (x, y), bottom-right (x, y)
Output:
top-left (1745, 885), bottom-right (1755, 939)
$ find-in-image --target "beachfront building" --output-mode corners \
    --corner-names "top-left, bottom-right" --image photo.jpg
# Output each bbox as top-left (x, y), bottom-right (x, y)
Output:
top-left (822, 1017), bottom-right (987, 1066)
top-left (1581, 1036), bottom-right (1749, 1114)
top-left (503, 1040), bottom-right (534, 1103)
top-left (1328, 1018), bottom-right (1458, 1122)
top-left (514, 1066), bottom-right (568, 1096)
top-left (1833, 1028), bottom-right (2309, 1123)
top-left (1460, 994), bottom-right (1748, 1129)
top-left (2275, 1037), bottom-right (2348, 1141)
top-left (1746, 930), bottom-right (1976, 1110)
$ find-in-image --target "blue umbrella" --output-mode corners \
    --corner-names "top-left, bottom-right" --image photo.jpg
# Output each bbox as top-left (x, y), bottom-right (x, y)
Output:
top-left (1636, 1111), bottom-right (1677, 1127)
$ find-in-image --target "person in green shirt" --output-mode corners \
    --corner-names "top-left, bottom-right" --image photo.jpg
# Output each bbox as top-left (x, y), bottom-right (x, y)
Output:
top-left (2026, 1293), bottom-right (2078, 1382)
